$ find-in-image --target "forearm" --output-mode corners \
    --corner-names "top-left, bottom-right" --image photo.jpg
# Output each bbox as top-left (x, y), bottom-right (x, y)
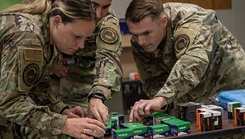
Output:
top-left (92, 55), bottom-right (123, 99)
top-left (29, 81), bottom-right (68, 113)
top-left (0, 95), bottom-right (67, 135)
top-left (154, 53), bottom-right (209, 104)
top-left (28, 110), bottom-right (67, 135)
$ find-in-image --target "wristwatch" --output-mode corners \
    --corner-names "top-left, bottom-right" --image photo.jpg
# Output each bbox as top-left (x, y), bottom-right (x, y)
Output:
top-left (88, 90), bottom-right (106, 103)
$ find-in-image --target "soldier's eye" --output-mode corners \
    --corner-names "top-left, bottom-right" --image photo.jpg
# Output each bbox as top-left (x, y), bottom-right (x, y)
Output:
top-left (74, 35), bottom-right (81, 39)
top-left (143, 31), bottom-right (150, 36)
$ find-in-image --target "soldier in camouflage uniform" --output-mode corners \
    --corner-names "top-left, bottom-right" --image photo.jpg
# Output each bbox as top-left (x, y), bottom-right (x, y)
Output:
top-left (126, 0), bottom-right (245, 128)
top-left (0, 0), bottom-right (106, 139)
top-left (53, 0), bottom-right (123, 125)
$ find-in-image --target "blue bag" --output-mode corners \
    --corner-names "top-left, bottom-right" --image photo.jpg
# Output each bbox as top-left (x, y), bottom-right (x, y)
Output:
top-left (212, 90), bottom-right (245, 110)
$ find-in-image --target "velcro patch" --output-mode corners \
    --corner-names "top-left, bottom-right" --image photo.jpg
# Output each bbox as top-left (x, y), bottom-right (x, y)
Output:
top-left (174, 34), bottom-right (190, 53)
top-left (23, 63), bottom-right (40, 86)
top-left (99, 27), bottom-right (118, 44)
top-left (24, 48), bottom-right (42, 61)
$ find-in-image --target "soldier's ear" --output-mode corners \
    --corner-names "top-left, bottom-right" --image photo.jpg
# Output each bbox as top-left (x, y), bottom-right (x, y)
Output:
top-left (52, 15), bottom-right (62, 28)
top-left (161, 14), bottom-right (167, 27)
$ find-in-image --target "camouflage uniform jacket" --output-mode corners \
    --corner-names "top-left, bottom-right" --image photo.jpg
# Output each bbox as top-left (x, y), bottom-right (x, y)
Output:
top-left (131, 3), bottom-right (245, 105)
top-left (66, 9), bottom-right (123, 100)
top-left (0, 13), bottom-right (68, 135)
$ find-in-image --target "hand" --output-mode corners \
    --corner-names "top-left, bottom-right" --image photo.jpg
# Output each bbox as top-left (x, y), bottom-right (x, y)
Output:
top-left (129, 97), bottom-right (167, 122)
top-left (62, 117), bottom-right (105, 138)
top-left (62, 106), bottom-right (86, 118)
top-left (87, 98), bottom-right (109, 125)
top-left (53, 57), bottom-right (71, 77)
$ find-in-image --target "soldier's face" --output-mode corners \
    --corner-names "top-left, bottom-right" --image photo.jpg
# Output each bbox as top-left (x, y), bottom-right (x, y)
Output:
top-left (127, 15), bottom-right (167, 52)
top-left (92, 0), bottom-right (112, 21)
top-left (50, 16), bottom-right (95, 55)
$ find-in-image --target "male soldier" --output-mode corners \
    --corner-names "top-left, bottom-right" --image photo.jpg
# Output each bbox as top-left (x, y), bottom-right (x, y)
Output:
top-left (53, 0), bottom-right (123, 125)
top-left (126, 0), bottom-right (245, 130)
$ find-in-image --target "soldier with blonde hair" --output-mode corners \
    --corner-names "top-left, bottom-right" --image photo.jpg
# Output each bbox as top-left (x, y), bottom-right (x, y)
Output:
top-left (0, 0), bottom-right (105, 138)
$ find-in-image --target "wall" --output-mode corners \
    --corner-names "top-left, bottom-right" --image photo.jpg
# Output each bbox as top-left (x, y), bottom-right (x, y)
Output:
top-left (215, 0), bottom-right (245, 47)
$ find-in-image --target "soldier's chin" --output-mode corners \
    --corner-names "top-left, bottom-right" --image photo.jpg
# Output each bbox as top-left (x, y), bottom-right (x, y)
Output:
top-left (144, 47), bottom-right (154, 52)
top-left (62, 51), bottom-right (73, 55)
top-left (144, 44), bottom-right (158, 52)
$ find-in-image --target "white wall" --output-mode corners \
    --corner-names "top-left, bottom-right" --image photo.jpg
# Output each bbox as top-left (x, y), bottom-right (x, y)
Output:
top-left (215, 0), bottom-right (245, 48)
top-left (111, 0), bottom-right (245, 47)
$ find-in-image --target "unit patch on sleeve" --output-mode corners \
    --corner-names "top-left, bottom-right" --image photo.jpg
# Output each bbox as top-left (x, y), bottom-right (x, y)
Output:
top-left (99, 27), bottom-right (118, 44)
top-left (23, 63), bottom-right (40, 86)
top-left (174, 34), bottom-right (190, 53)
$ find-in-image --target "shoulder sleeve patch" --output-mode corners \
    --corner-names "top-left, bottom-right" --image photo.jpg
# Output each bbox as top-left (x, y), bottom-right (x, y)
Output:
top-left (18, 48), bottom-right (43, 91)
top-left (23, 63), bottom-right (40, 86)
top-left (99, 27), bottom-right (118, 44)
top-left (173, 28), bottom-right (197, 58)
top-left (96, 20), bottom-right (121, 52)
top-left (175, 34), bottom-right (190, 53)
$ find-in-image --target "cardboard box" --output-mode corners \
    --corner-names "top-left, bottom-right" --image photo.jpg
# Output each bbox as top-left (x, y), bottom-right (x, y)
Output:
top-left (113, 128), bottom-right (134, 139)
top-left (148, 124), bottom-right (170, 138)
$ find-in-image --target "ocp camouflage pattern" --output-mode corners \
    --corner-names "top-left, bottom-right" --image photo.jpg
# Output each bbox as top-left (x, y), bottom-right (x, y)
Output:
top-left (59, 9), bottom-right (123, 106)
top-left (0, 12), bottom-right (67, 138)
top-left (131, 3), bottom-right (245, 105)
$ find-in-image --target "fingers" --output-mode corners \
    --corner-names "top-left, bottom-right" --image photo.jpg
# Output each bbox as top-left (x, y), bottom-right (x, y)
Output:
top-left (101, 112), bottom-right (109, 125)
top-left (63, 118), bottom-right (105, 138)
top-left (80, 131), bottom-right (94, 139)
top-left (68, 113), bottom-right (80, 118)
top-left (138, 102), bottom-right (147, 116)
top-left (92, 110), bottom-right (103, 123)
top-left (88, 99), bottom-right (109, 125)
top-left (81, 108), bottom-right (87, 117)
top-left (144, 104), bottom-right (152, 116)
top-left (87, 118), bottom-right (105, 129)
top-left (129, 110), bottom-right (134, 122)
top-left (86, 119), bottom-right (105, 136)
top-left (129, 100), bottom-right (152, 122)
top-left (63, 106), bottom-right (87, 118)
top-left (134, 101), bottom-right (144, 121)
top-left (97, 106), bottom-right (109, 125)
top-left (130, 101), bottom-right (141, 122)
top-left (82, 128), bottom-right (103, 138)
top-left (74, 106), bottom-right (87, 117)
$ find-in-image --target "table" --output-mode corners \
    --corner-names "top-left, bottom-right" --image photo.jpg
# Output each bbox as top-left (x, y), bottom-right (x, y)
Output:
top-left (105, 111), bottom-right (245, 139)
